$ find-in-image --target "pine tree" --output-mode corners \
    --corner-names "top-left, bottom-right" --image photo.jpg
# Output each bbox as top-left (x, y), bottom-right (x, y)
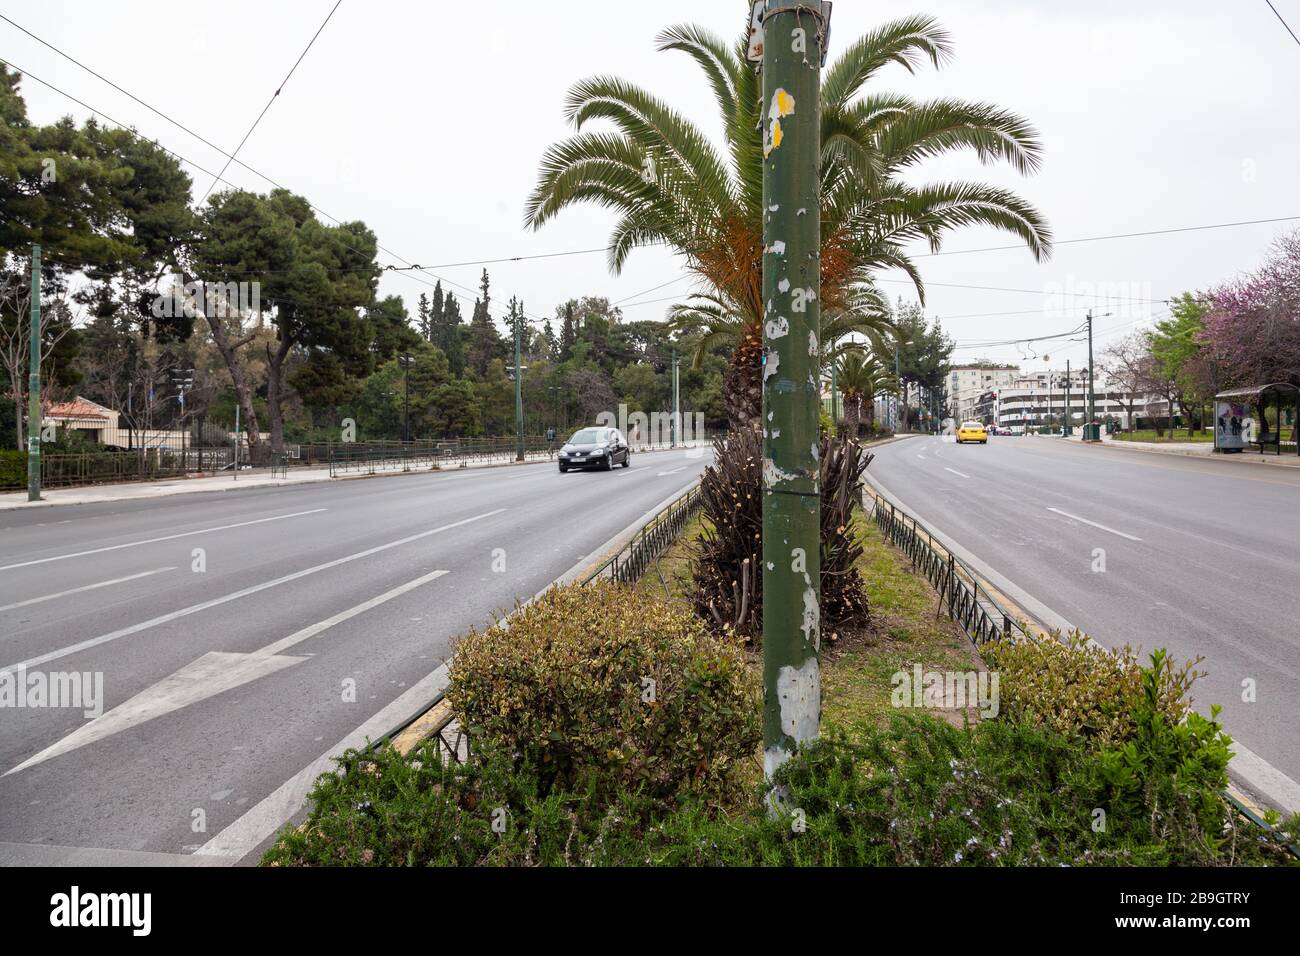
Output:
top-left (559, 301), bottom-right (576, 360)
top-left (433, 290), bottom-right (465, 377)
top-left (431, 281), bottom-right (445, 342)
top-left (542, 318), bottom-right (558, 359)
top-left (417, 293), bottom-right (432, 342)
top-left (467, 270), bottom-right (505, 378)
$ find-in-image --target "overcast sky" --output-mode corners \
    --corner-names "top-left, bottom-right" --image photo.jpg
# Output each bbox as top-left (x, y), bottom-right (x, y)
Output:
top-left (7, 0), bottom-right (1299, 372)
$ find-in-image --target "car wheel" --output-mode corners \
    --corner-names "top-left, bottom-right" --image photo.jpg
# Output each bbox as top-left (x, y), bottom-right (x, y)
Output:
top-left (621, 454), bottom-right (630, 468)
top-left (559, 464), bottom-right (568, 473)
top-left (603, 456), bottom-right (613, 471)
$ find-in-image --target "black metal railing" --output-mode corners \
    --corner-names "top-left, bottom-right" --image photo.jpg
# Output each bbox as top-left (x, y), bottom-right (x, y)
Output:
top-left (0, 447), bottom-right (237, 492)
top-left (870, 491), bottom-right (1035, 646)
top-left (583, 485), bottom-right (701, 585)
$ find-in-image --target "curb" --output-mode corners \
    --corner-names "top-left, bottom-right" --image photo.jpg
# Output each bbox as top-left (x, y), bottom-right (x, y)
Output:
top-left (1078, 438), bottom-right (1300, 469)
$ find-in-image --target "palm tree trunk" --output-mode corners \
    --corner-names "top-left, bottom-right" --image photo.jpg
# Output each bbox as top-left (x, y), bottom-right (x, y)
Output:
top-left (724, 326), bottom-right (764, 430)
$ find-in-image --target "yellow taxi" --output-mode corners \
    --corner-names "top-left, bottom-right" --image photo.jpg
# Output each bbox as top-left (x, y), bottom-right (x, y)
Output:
top-left (956, 420), bottom-right (988, 444)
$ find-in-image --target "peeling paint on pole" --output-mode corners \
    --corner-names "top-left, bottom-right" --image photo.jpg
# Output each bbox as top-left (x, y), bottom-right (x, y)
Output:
top-left (761, 0), bottom-right (827, 785)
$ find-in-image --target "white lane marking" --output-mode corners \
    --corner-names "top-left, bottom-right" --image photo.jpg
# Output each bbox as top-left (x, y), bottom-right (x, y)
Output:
top-left (0, 509), bottom-right (328, 572)
top-left (1046, 507), bottom-right (1143, 542)
top-left (657, 466), bottom-right (687, 476)
top-left (195, 662), bottom-right (453, 859)
top-left (944, 467), bottom-right (971, 478)
top-left (0, 567), bottom-right (175, 614)
top-left (5, 569), bottom-right (451, 776)
top-left (199, 475), bottom-right (707, 862)
top-left (0, 509), bottom-right (504, 676)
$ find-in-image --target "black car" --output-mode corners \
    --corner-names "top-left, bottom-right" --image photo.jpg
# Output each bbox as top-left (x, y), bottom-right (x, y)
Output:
top-left (558, 427), bottom-right (630, 472)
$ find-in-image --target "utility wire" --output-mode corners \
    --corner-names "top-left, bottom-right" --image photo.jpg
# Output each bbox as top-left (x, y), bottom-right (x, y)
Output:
top-left (914, 216), bottom-right (1300, 259)
top-left (197, 0), bottom-right (344, 206)
top-left (1265, 0), bottom-right (1300, 45)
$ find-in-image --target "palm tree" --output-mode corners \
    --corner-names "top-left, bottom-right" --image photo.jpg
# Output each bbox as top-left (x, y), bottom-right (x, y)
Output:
top-left (837, 351), bottom-right (897, 437)
top-left (525, 15), bottom-right (1051, 428)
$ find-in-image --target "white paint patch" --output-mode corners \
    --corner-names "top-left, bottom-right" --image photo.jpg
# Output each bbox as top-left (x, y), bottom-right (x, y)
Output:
top-left (763, 349), bottom-right (781, 382)
top-left (765, 746), bottom-right (792, 778)
top-left (769, 204), bottom-right (779, 212)
top-left (801, 579), bottom-right (820, 650)
top-left (797, 207), bottom-right (807, 215)
top-left (763, 457), bottom-right (799, 487)
top-left (765, 316), bottom-right (789, 339)
top-left (778, 278), bottom-right (790, 293)
top-left (777, 656), bottom-right (820, 742)
top-left (766, 240), bottom-right (786, 256)
top-left (809, 331), bottom-right (818, 355)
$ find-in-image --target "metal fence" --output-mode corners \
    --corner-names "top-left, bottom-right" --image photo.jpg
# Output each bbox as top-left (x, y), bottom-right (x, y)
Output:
top-left (869, 490), bottom-right (1036, 646)
top-left (0, 447), bottom-right (235, 491)
top-left (583, 485), bottom-right (701, 585)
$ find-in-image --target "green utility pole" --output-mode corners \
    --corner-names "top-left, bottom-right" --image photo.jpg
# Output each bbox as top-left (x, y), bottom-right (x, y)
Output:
top-left (760, 0), bottom-right (827, 783)
top-left (27, 244), bottom-right (42, 501)
top-left (1084, 311), bottom-right (1099, 441)
top-left (671, 347), bottom-right (679, 447)
top-left (1064, 359), bottom-right (1072, 436)
top-left (514, 313), bottom-right (524, 461)
top-left (894, 346), bottom-right (902, 432)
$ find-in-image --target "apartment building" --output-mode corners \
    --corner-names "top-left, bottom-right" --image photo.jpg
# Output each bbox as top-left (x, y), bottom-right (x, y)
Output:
top-left (947, 362), bottom-right (1021, 422)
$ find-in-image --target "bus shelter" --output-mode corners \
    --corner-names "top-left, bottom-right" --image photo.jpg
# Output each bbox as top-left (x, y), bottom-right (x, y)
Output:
top-left (1214, 384), bottom-right (1300, 455)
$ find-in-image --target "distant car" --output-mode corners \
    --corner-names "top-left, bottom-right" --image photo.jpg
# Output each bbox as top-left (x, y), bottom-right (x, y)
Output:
top-left (956, 421), bottom-right (988, 444)
top-left (558, 426), bottom-right (630, 472)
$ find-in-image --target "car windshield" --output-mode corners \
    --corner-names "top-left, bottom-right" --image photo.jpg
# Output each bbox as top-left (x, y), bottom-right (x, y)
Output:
top-left (569, 428), bottom-right (607, 444)
top-left (962, 422), bottom-right (982, 429)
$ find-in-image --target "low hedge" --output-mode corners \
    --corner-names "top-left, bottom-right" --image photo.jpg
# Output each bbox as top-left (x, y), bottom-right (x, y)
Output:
top-left (447, 581), bottom-right (760, 807)
top-left (983, 631), bottom-right (1198, 748)
top-left (264, 707), bottom-right (1300, 867)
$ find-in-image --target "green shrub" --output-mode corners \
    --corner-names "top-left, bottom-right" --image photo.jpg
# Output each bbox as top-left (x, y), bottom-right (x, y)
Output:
top-left (984, 631), bottom-right (1199, 748)
top-left (447, 581), bottom-right (760, 807)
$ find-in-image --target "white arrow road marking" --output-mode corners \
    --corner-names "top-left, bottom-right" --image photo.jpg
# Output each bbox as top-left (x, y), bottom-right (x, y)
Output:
top-left (0, 509), bottom-right (327, 572)
top-left (1047, 507), bottom-right (1143, 542)
top-left (4, 568), bottom-right (451, 775)
top-left (657, 466), bottom-right (687, 476)
top-left (944, 467), bottom-right (971, 478)
top-left (0, 508), bottom-right (504, 677)
top-left (0, 567), bottom-right (174, 614)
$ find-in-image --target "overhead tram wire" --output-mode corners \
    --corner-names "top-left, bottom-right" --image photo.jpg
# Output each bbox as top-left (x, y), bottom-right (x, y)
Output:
top-left (0, 28), bottom-right (551, 329)
top-left (1265, 0), bottom-right (1300, 46)
top-left (196, 0), bottom-right (344, 206)
top-left (9, 17), bottom-right (1295, 327)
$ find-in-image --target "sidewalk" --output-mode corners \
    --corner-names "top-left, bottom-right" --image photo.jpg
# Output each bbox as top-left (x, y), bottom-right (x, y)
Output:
top-left (1050, 430), bottom-right (1300, 468)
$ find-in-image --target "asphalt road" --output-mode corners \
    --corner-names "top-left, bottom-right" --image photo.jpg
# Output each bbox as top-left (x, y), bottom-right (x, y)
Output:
top-left (869, 435), bottom-right (1300, 792)
top-left (0, 447), bottom-right (710, 863)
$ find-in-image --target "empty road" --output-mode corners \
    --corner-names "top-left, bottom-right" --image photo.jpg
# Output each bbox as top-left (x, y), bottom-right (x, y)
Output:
top-left (869, 435), bottom-right (1300, 803)
top-left (0, 448), bottom-right (709, 864)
